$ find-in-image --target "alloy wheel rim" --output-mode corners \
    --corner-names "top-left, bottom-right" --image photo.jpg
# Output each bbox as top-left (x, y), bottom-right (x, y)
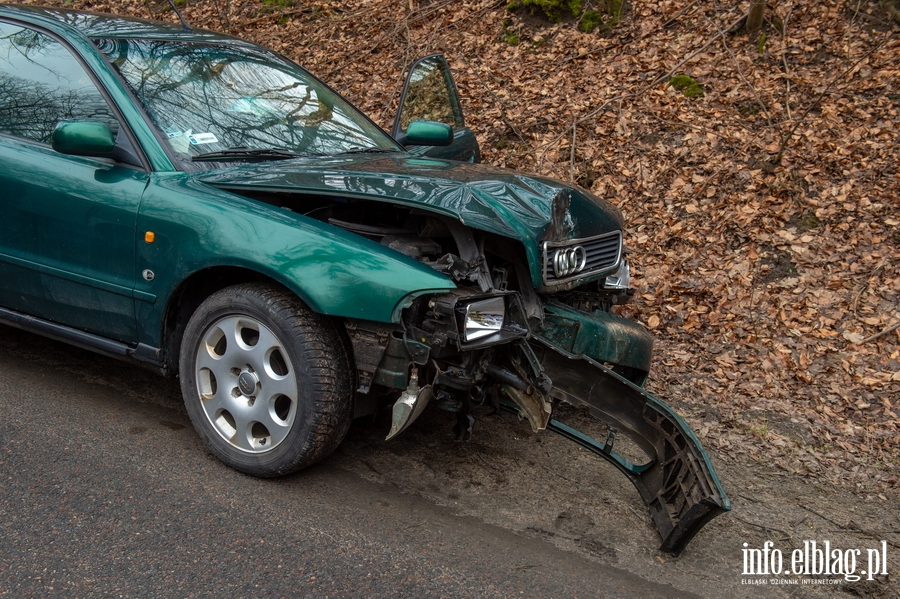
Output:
top-left (194, 315), bottom-right (298, 454)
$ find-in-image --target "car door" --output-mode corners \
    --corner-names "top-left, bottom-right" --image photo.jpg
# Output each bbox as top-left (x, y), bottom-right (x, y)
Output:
top-left (391, 54), bottom-right (481, 163)
top-left (0, 21), bottom-right (147, 342)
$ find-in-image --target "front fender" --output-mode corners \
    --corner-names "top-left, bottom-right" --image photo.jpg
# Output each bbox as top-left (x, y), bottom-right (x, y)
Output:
top-left (134, 174), bottom-right (455, 346)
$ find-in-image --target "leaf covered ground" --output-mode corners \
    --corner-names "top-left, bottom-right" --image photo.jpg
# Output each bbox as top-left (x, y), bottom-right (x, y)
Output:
top-left (20, 0), bottom-right (900, 497)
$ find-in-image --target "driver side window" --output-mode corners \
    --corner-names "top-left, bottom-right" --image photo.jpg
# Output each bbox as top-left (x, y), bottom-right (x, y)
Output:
top-left (0, 22), bottom-right (119, 145)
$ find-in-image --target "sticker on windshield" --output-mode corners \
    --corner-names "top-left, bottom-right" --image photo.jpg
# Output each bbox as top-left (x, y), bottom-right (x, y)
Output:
top-left (169, 129), bottom-right (192, 154)
top-left (189, 133), bottom-right (219, 145)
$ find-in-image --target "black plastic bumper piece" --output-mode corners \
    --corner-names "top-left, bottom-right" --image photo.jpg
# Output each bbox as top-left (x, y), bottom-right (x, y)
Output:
top-left (530, 339), bottom-right (731, 555)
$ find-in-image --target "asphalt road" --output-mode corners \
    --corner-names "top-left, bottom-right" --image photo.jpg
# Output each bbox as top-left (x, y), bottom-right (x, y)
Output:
top-left (0, 324), bottom-right (698, 598)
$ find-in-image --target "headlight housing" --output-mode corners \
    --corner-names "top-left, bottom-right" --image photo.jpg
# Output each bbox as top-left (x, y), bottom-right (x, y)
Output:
top-left (406, 292), bottom-right (531, 354)
top-left (460, 296), bottom-right (505, 342)
top-left (454, 293), bottom-right (529, 348)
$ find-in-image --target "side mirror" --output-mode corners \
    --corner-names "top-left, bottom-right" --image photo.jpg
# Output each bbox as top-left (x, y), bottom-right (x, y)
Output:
top-left (392, 54), bottom-right (481, 162)
top-left (397, 120), bottom-right (453, 147)
top-left (51, 121), bottom-right (115, 157)
top-left (392, 54), bottom-right (464, 140)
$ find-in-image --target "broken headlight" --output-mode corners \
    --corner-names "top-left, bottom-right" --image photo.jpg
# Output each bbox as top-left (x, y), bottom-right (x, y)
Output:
top-left (454, 293), bottom-right (529, 348)
top-left (410, 292), bottom-right (530, 353)
top-left (459, 296), bottom-right (505, 342)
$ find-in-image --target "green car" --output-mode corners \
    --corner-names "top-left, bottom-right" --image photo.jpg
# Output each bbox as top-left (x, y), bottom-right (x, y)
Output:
top-left (0, 5), bottom-right (728, 553)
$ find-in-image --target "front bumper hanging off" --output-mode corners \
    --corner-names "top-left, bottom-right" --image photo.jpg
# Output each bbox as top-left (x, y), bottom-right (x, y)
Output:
top-left (524, 305), bottom-right (730, 554)
top-left (533, 341), bottom-right (730, 554)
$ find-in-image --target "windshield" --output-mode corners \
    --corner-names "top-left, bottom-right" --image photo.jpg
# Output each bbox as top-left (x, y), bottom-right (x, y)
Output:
top-left (95, 38), bottom-right (401, 168)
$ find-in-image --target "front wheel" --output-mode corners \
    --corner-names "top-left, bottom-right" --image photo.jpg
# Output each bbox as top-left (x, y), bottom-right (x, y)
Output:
top-left (179, 283), bottom-right (353, 477)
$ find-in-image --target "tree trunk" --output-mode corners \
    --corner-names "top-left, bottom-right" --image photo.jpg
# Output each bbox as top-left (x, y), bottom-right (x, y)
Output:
top-left (745, 0), bottom-right (766, 33)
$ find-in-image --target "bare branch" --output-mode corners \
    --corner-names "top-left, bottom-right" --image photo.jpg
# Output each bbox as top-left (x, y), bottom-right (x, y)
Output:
top-left (781, 5), bottom-right (794, 120)
top-left (858, 321), bottom-right (900, 344)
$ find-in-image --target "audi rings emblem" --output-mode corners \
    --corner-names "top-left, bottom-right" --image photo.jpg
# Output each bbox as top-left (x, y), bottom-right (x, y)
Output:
top-left (552, 246), bottom-right (587, 278)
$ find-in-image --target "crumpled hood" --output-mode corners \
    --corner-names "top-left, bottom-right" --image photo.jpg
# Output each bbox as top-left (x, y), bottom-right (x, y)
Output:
top-left (196, 154), bottom-right (624, 245)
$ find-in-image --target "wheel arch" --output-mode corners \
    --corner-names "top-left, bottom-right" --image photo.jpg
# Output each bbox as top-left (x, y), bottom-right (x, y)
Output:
top-left (159, 266), bottom-right (353, 379)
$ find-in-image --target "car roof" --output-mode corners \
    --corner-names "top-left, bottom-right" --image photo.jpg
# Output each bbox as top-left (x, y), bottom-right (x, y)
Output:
top-left (0, 4), bottom-right (237, 43)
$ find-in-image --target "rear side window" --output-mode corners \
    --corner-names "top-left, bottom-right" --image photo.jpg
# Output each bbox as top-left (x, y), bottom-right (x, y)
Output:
top-left (0, 22), bottom-right (118, 144)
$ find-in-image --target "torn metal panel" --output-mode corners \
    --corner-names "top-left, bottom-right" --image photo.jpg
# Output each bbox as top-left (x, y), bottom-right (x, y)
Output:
top-left (499, 384), bottom-right (551, 431)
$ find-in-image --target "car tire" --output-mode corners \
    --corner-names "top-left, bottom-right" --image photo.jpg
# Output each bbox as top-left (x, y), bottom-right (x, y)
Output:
top-left (179, 283), bottom-right (353, 477)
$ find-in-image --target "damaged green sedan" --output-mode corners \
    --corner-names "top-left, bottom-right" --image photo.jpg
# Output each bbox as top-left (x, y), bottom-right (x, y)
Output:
top-left (0, 5), bottom-right (729, 553)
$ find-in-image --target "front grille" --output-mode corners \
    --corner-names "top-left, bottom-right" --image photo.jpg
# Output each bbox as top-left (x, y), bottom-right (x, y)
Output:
top-left (541, 231), bottom-right (622, 286)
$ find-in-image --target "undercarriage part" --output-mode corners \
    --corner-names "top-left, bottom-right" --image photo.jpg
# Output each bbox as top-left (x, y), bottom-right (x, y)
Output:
top-left (484, 363), bottom-right (527, 390)
top-left (353, 391), bottom-right (377, 419)
top-left (454, 412), bottom-right (475, 441)
top-left (386, 368), bottom-right (433, 441)
top-left (499, 384), bottom-right (551, 431)
top-left (487, 342), bottom-right (553, 432)
top-left (433, 389), bottom-right (462, 412)
top-left (374, 335), bottom-right (430, 389)
top-left (423, 359), bottom-right (482, 441)
top-left (344, 321), bottom-right (392, 393)
top-left (345, 320), bottom-right (430, 393)
top-left (433, 364), bottom-right (477, 389)
top-left (428, 359), bottom-right (478, 417)
top-left (529, 339), bottom-right (730, 555)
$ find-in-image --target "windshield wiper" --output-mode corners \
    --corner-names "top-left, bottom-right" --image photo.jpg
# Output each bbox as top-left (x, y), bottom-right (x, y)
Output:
top-left (192, 147), bottom-right (309, 162)
top-left (335, 147), bottom-right (396, 156)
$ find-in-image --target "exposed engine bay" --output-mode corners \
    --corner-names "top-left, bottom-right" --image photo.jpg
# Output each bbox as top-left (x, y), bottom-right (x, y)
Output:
top-left (231, 188), bottom-right (730, 554)
top-left (247, 190), bottom-right (634, 426)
